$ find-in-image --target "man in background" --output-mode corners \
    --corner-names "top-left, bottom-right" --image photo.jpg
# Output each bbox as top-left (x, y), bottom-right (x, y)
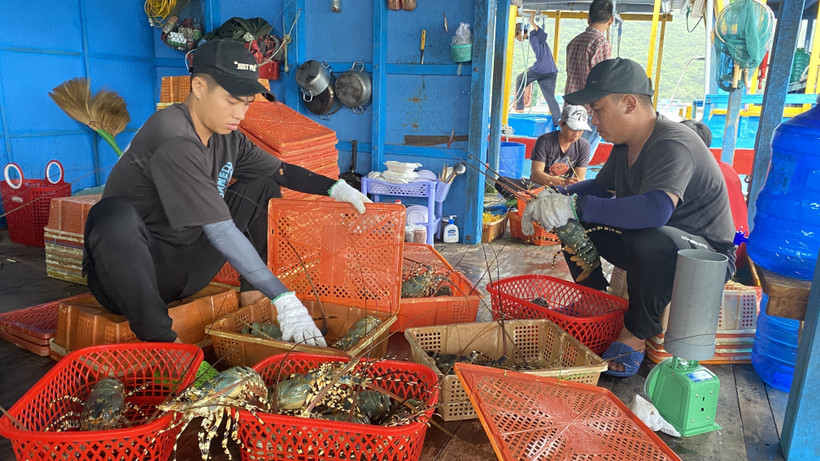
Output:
top-left (513, 12), bottom-right (561, 129)
top-left (496, 104), bottom-right (591, 199)
top-left (565, 0), bottom-right (613, 157)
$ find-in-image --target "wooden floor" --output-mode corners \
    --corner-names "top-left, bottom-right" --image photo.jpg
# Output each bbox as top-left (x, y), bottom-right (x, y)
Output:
top-left (0, 228), bottom-right (788, 460)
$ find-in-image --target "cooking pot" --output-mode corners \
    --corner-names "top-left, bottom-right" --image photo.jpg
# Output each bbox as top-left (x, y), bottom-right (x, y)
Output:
top-left (335, 62), bottom-right (372, 113)
top-left (303, 79), bottom-right (342, 119)
top-left (295, 60), bottom-right (331, 100)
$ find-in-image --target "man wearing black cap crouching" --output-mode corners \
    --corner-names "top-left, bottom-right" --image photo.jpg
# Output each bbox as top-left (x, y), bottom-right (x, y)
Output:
top-left (521, 58), bottom-right (736, 377)
top-left (83, 40), bottom-right (370, 347)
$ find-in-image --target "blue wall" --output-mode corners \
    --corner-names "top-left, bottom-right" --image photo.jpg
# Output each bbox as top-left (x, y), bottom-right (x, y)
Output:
top-left (0, 0), bottom-right (499, 242)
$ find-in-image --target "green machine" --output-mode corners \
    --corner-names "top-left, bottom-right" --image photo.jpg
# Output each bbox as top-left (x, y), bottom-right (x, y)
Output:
top-left (644, 249), bottom-right (729, 437)
top-left (645, 357), bottom-right (721, 436)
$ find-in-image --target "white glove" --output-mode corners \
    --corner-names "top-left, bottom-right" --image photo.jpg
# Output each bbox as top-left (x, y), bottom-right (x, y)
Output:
top-left (521, 192), bottom-right (577, 235)
top-left (329, 179), bottom-right (372, 213)
top-left (272, 292), bottom-right (327, 347)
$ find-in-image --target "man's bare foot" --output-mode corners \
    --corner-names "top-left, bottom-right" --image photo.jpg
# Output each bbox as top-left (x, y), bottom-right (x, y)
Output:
top-left (607, 328), bottom-right (645, 373)
top-left (239, 290), bottom-right (266, 306)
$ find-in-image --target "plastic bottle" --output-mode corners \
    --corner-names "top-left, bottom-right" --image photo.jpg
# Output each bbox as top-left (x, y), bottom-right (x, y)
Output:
top-left (750, 294), bottom-right (800, 392)
top-left (746, 100), bottom-right (820, 280)
top-left (443, 215), bottom-right (459, 243)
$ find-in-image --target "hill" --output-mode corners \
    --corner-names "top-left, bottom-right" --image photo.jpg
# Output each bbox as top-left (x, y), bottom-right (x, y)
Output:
top-left (511, 13), bottom-right (707, 111)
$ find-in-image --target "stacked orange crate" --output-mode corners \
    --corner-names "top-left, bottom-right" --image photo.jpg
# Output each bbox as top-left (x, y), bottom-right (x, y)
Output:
top-left (43, 194), bottom-right (102, 284)
top-left (214, 102), bottom-right (341, 286)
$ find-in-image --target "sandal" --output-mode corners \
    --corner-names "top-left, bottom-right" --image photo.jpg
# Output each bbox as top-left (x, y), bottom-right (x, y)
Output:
top-left (602, 341), bottom-right (645, 378)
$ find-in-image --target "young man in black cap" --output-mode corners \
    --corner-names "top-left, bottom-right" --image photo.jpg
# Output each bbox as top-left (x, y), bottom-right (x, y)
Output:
top-left (83, 39), bottom-right (370, 347)
top-left (522, 58), bottom-right (736, 376)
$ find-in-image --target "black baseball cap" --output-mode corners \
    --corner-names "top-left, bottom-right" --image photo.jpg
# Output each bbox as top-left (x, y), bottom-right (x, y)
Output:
top-left (190, 39), bottom-right (275, 101)
top-left (564, 58), bottom-right (653, 105)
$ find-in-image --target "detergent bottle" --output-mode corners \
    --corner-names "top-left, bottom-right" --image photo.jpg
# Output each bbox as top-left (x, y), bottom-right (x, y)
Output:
top-left (443, 216), bottom-right (459, 243)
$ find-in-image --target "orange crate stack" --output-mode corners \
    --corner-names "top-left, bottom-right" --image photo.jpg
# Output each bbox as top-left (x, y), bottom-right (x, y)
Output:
top-left (0, 343), bottom-right (203, 461)
top-left (50, 285), bottom-right (238, 360)
top-left (394, 243), bottom-right (482, 331)
top-left (43, 194), bottom-right (102, 284)
top-left (0, 293), bottom-right (95, 357)
top-left (240, 102), bottom-right (340, 199)
top-left (237, 353), bottom-right (439, 461)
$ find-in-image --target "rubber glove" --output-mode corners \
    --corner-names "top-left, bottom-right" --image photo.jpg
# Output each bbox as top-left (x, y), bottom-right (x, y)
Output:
top-left (329, 179), bottom-right (372, 213)
top-left (521, 192), bottom-right (578, 235)
top-left (272, 292), bottom-right (327, 347)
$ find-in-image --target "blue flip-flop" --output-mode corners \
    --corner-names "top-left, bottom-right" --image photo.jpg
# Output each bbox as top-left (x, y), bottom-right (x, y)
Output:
top-left (601, 341), bottom-right (645, 378)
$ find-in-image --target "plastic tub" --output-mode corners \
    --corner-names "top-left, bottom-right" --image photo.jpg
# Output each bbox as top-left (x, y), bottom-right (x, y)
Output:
top-left (498, 142), bottom-right (526, 179)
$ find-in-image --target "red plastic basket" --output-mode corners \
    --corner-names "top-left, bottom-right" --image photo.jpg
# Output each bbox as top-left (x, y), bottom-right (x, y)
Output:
top-left (486, 274), bottom-right (627, 355)
top-left (268, 199), bottom-right (405, 313)
top-left (2, 161), bottom-right (71, 247)
top-left (454, 363), bottom-right (681, 461)
top-left (238, 352), bottom-right (439, 461)
top-left (0, 343), bottom-right (203, 461)
top-left (0, 292), bottom-right (95, 356)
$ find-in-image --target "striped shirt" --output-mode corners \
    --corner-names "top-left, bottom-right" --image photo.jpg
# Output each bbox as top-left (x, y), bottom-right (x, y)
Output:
top-left (564, 26), bottom-right (611, 98)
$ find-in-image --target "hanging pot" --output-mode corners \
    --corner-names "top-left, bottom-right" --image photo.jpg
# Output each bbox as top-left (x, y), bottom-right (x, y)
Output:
top-left (335, 62), bottom-right (372, 114)
top-left (303, 80), bottom-right (342, 119)
top-left (295, 60), bottom-right (332, 100)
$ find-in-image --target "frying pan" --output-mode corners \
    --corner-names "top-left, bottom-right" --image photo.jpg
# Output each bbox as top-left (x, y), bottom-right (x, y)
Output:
top-left (339, 140), bottom-right (362, 190)
top-left (303, 80), bottom-right (342, 119)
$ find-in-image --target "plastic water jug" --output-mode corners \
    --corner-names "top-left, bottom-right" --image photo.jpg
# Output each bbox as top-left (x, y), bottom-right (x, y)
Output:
top-left (746, 101), bottom-right (820, 280)
top-left (750, 294), bottom-right (799, 392)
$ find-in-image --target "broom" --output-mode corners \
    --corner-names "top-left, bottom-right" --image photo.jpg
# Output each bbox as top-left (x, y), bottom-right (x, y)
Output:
top-left (49, 78), bottom-right (130, 157)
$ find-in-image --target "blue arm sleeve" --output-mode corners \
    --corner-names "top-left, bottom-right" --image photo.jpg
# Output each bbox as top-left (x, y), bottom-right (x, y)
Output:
top-left (202, 220), bottom-right (288, 298)
top-left (558, 180), bottom-right (613, 198)
top-left (576, 190), bottom-right (675, 229)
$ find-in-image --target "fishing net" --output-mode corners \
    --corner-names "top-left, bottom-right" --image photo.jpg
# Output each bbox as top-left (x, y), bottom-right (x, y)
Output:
top-left (715, 0), bottom-right (774, 69)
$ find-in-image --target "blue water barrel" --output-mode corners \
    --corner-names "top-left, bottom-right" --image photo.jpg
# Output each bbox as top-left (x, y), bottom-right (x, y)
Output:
top-left (498, 142), bottom-right (526, 179)
top-left (746, 102), bottom-right (820, 280)
top-left (751, 295), bottom-right (799, 392)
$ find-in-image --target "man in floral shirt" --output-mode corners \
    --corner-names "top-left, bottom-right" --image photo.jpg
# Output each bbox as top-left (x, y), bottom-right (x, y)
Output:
top-left (565, 0), bottom-right (613, 158)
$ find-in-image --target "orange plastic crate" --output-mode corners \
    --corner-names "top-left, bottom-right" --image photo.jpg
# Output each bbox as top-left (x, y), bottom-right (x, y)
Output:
top-left (0, 343), bottom-right (203, 461)
top-left (54, 286), bottom-right (238, 353)
top-left (454, 363), bottom-right (681, 461)
top-left (508, 211), bottom-right (560, 246)
top-left (241, 102), bottom-right (337, 150)
top-left (268, 199), bottom-right (404, 313)
top-left (237, 353), bottom-right (439, 461)
top-left (212, 262), bottom-right (240, 286)
top-left (486, 274), bottom-right (627, 355)
top-left (46, 194), bottom-right (101, 235)
top-left (393, 243), bottom-right (481, 331)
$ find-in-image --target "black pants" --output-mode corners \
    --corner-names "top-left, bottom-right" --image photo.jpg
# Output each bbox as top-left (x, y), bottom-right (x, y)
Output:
top-left (514, 71), bottom-right (561, 127)
top-left (83, 176), bottom-right (281, 342)
top-left (563, 225), bottom-right (736, 340)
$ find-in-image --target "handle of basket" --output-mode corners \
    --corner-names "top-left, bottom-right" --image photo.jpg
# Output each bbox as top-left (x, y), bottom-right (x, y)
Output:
top-left (45, 160), bottom-right (64, 184)
top-left (3, 163), bottom-right (23, 189)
